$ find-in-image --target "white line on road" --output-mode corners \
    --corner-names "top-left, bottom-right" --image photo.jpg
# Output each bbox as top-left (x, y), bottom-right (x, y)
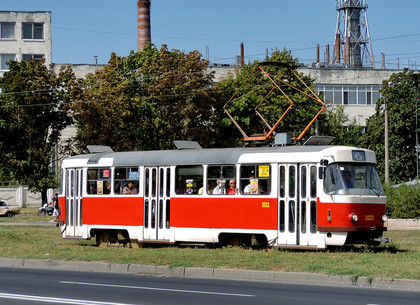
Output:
top-left (60, 280), bottom-right (255, 297)
top-left (0, 292), bottom-right (138, 305)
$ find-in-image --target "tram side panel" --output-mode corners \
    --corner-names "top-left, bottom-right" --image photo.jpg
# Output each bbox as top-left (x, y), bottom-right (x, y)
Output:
top-left (171, 196), bottom-right (278, 243)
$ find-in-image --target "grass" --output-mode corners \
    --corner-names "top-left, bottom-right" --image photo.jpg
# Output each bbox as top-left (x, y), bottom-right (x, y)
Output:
top-left (1, 207), bottom-right (419, 280)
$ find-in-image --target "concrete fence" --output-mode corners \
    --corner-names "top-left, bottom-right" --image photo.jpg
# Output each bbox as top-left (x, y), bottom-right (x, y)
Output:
top-left (0, 186), bottom-right (55, 207)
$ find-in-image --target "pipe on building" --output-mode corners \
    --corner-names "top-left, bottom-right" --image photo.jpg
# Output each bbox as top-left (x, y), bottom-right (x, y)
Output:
top-left (326, 44), bottom-right (330, 65)
top-left (240, 42), bottom-right (244, 67)
top-left (137, 0), bottom-right (151, 51)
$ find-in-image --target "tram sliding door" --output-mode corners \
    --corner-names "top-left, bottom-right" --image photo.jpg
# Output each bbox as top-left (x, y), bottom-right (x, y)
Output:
top-left (143, 167), bottom-right (171, 241)
top-left (298, 164), bottom-right (318, 246)
top-left (64, 168), bottom-right (83, 238)
top-left (278, 164), bottom-right (298, 245)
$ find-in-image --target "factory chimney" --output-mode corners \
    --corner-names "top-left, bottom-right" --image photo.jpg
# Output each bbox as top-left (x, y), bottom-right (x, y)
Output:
top-left (137, 0), bottom-right (151, 51)
top-left (332, 0), bottom-right (375, 68)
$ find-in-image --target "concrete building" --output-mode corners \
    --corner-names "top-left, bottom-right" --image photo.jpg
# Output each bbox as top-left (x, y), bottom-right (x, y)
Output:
top-left (299, 66), bottom-right (397, 127)
top-left (0, 11), bottom-right (52, 76)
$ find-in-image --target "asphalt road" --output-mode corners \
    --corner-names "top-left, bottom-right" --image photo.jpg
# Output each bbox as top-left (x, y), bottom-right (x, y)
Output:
top-left (0, 267), bottom-right (419, 305)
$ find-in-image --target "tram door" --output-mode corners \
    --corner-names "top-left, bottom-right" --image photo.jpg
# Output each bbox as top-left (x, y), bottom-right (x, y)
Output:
top-left (143, 167), bottom-right (171, 241)
top-left (64, 168), bottom-right (83, 237)
top-left (278, 164), bottom-right (298, 245)
top-left (298, 164), bottom-right (318, 246)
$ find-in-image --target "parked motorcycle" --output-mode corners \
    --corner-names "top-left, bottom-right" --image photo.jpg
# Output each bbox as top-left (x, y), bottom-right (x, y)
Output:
top-left (38, 203), bottom-right (54, 216)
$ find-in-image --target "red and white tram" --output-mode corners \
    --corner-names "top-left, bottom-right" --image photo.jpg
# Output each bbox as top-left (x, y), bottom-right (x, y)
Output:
top-left (58, 143), bottom-right (387, 249)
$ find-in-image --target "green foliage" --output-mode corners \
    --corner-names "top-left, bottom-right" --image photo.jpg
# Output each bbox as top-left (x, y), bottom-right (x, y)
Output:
top-left (73, 44), bottom-right (220, 151)
top-left (216, 49), bottom-right (358, 145)
top-left (384, 184), bottom-right (420, 219)
top-left (361, 70), bottom-right (420, 183)
top-left (0, 60), bottom-right (76, 202)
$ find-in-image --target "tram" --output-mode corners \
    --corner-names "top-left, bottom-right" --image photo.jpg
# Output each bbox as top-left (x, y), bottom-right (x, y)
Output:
top-left (57, 140), bottom-right (388, 249)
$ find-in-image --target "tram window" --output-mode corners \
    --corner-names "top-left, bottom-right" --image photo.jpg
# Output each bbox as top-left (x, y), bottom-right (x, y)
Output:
top-left (301, 201), bottom-right (306, 234)
top-left (115, 167), bottom-right (139, 195)
top-left (310, 166), bottom-right (317, 198)
top-left (310, 200), bottom-right (317, 233)
top-left (86, 168), bottom-right (111, 195)
top-left (301, 166), bottom-right (307, 198)
top-left (240, 164), bottom-right (271, 195)
top-left (279, 166), bottom-right (285, 197)
top-left (175, 165), bottom-right (203, 195)
top-left (289, 166), bottom-right (296, 198)
top-left (279, 200), bottom-right (285, 232)
top-left (289, 200), bottom-right (295, 233)
top-left (207, 165), bottom-right (236, 195)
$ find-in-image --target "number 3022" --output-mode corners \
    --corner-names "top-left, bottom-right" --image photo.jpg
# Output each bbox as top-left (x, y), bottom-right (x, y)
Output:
top-left (365, 215), bottom-right (374, 221)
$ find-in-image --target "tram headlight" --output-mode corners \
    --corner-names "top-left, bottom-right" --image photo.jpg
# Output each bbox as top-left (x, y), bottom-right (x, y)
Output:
top-left (381, 214), bottom-right (388, 222)
top-left (348, 213), bottom-right (359, 222)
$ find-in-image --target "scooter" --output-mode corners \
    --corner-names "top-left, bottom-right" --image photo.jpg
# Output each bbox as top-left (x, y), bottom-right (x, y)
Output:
top-left (38, 203), bottom-right (54, 216)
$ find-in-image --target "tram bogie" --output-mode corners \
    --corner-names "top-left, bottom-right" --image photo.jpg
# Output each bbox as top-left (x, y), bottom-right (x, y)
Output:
top-left (57, 145), bottom-right (388, 250)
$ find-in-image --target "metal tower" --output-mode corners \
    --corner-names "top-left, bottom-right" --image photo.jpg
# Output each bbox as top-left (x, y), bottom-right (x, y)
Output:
top-left (332, 0), bottom-right (375, 68)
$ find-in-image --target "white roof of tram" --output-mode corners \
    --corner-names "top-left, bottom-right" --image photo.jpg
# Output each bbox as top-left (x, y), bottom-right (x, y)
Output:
top-left (62, 145), bottom-right (377, 168)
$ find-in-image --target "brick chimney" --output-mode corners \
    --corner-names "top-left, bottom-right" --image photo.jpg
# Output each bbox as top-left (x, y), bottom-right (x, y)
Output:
top-left (137, 0), bottom-right (151, 51)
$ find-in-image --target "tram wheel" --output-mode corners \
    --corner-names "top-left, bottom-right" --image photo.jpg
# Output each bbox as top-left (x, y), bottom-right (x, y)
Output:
top-left (96, 232), bottom-right (109, 248)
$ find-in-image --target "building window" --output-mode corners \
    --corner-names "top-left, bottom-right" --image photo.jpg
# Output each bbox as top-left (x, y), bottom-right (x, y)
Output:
top-left (366, 91), bottom-right (372, 105)
top-left (343, 91), bottom-right (349, 105)
top-left (0, 54), bottom-right (15, 71)
top-left (22, 22), bottom-right (43, 40)
top-left (0, 22), bottom-right (15, 39)
top-left (22, 54), bottom-right (44, 62)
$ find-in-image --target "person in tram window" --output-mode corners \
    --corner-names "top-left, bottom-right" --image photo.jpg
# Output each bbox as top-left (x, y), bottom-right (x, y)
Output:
top-left (123, 181), bottom-right (134, 194)
top-left (104, 181), bottom-right (111, 194)
top-left (244, 175), bottom-right (262, 194)
top-left (212, 179), bottom-right (226, 194)
top-left (131, 182), bottom-right (139, 194)
top-left (344, 171), bottom-right (354, 189)
top-left (227, 179), bottom-right (236, 195)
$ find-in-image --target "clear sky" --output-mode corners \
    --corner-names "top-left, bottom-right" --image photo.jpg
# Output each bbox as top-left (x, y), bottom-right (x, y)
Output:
top-left (1, 0), bottom-right (419, 69)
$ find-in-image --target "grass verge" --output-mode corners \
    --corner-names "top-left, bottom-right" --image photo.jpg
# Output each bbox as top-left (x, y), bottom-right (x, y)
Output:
top-left (0, 208), bottom-right (419, 280)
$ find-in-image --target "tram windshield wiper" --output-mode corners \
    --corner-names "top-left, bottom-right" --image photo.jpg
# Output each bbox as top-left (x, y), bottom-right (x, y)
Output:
top-left (370, 187), bottom-right (381, 197)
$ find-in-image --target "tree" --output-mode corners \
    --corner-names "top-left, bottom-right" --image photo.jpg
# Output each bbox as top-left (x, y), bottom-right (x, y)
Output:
top-left (0, 60), bottom-right (76, 203)
top-left (216, 49), bottom-right (333, 145)
top-left (73, 44), bottom-right (220, 151)
top-left (361, 69), bottom-right (420, 183)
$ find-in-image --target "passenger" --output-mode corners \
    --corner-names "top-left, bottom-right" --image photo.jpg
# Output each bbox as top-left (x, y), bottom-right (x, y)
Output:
top-left (226, 179), bottom-right (236, 195)
top-left (244, 175), bottom-right (263, 194)
top-left (131, 182), bottom-right (139, 194)
top-left (198, 182), bottom-right (211, 195)
top-left (344, 171), bottom-right (354, 189)
top-left (243, 175), bottom-right (255, 194)
top-left (123, 181), bottom-right (134, 194)
top-left (212, 179), bottom-right (225, 194)
top-left (104, 181), bottom-right (112, 194)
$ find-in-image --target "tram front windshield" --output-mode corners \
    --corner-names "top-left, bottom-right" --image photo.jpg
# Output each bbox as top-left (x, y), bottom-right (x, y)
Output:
top-left (324, 163), bottom-right (384, 196)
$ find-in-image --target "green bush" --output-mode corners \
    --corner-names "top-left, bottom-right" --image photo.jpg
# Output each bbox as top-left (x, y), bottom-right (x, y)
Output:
top-left (384, 184), bottom-right (420, 219)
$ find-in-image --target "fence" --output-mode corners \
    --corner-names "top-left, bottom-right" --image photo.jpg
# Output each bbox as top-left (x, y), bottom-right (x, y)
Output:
top-left (0, 186), bottom-right (55, 207)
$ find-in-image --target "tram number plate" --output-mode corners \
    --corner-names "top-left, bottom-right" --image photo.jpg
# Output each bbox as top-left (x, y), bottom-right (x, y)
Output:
top-left (365, 215), bottom-right (374, 221)
top-left (262, 202), bottom-right (270, 208)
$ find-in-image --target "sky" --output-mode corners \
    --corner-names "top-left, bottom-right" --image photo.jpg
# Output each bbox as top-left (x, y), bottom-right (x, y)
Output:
top-left (1, 0), bottom-right (419, 69)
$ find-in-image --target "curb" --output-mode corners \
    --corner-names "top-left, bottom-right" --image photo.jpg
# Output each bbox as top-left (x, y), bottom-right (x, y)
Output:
top-left (0, 258), bottom-right (418, 291)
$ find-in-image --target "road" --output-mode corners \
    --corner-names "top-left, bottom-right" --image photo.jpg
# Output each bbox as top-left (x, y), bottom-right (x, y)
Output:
top-left (0, 267), bottom-right (419, 305)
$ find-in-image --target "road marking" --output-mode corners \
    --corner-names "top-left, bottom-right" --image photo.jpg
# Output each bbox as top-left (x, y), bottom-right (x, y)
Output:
top-left (0, 292), bottom-right (138, 305)
top-left (60, 280), bottom-right (255, 297)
